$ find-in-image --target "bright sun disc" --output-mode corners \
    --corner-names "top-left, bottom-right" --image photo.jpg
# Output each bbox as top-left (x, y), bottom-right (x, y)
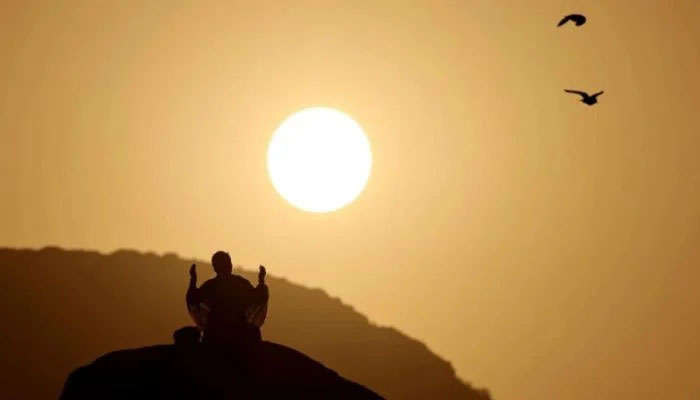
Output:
top-left (267, 107), bottom-right (372, 213)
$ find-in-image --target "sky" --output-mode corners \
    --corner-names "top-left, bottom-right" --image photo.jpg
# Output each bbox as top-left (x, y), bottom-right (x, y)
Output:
top-left (2, 1), bottom-right (700, 399)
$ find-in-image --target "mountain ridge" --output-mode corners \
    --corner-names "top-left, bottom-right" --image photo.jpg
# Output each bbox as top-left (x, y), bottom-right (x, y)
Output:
top-left (0, 246), bottom-right (490, 399)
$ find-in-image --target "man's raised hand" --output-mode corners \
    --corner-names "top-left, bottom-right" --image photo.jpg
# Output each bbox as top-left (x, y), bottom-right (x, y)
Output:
top-left (189, 264), bottom-right (197, 282)
top-left (258, 265), bottom-right (266, 284)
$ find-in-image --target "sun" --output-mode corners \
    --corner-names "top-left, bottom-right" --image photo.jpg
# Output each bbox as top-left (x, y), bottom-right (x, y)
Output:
top-left (267, 107), bottom-right (372, 213)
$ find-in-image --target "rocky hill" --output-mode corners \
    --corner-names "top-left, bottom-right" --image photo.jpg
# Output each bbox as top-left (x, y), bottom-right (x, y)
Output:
top-left (60, 339), bottom-right (383, 399)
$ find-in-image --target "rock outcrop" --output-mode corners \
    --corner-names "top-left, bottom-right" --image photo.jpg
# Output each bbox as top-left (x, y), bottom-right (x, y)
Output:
top-left (61, 333), bottom-right (382, 399)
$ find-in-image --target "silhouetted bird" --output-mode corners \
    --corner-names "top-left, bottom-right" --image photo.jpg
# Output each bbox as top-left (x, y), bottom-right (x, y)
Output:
top-left (557, 14), bottom-right (586, 27)
top-left (564, 89), bottom-right (604, 106)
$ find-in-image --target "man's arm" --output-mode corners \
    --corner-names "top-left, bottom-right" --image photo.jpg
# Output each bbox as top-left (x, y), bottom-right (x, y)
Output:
top-left (186, 264), bottom-right (201, 306)
top-left (247, 265), bottom-right (269, 328)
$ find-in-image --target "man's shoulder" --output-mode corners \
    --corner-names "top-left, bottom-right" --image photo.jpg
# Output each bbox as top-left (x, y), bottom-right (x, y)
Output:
top-left (199, 277), bottom-right (222, 289)
top-left (230, 274), bottom-right (255, 288)
top-left (201, 274), bottom-right (253, 289)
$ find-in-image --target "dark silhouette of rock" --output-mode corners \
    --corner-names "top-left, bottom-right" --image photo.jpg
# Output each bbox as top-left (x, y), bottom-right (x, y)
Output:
top-left (60, 331), bottom-right (382, 399)
top-left (564, 89), bottom-right (604, 105)
top-left (173, 326), bottom-right (201, 347)
top-left (0, 247), bottom-right (491, 399)
top-left (557, 14), bottom-right (586, 27)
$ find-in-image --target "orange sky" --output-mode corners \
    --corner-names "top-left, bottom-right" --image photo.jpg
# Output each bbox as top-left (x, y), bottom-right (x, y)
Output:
top-left (2, 1), bottom-right (699, 399)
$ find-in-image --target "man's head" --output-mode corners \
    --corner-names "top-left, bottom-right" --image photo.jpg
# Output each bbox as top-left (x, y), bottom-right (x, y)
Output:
top-left (212, 251), bottom-right (233, 275)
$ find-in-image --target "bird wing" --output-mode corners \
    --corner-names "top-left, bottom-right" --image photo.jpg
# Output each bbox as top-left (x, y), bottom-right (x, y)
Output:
top-left (559, 14), bottom-right (586, 26)
top-left (591, 91), bottom-right (604, 97)
top-left (564, 89), bottom-right (588, 98)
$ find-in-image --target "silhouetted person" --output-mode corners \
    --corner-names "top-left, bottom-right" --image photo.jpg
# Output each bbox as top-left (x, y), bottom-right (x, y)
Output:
top-left (564, 89), bottom-right (604, 105)
top-left (557, 14), bottom-right (586, 27)
top-left (186, 251), bottom-right (269, 351)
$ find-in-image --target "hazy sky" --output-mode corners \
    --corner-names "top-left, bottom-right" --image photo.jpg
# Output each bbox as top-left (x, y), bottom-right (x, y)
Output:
top-left (2, 1), bottom-right (699, 399)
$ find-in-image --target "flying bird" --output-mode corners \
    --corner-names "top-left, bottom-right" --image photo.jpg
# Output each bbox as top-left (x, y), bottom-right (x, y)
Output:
top-left (564, 89), bottom-right (604, 106)
top-left (557, 14), bottom-right (586, 27)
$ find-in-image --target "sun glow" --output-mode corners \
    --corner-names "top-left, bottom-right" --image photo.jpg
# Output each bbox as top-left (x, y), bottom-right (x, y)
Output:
top-left (267, 107), bottom-right (372, 213)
